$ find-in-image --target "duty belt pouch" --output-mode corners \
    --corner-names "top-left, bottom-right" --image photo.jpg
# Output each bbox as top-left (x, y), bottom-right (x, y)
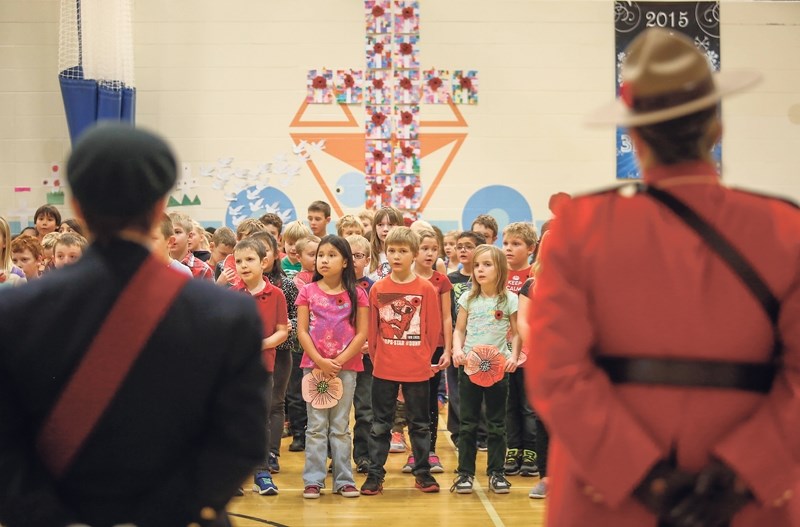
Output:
top-left (595, 186), bottom-right (782, 392)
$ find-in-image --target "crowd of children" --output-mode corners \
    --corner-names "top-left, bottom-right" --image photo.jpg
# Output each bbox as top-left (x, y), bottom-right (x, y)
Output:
top-left (2, 199), bottom-right (550, 500)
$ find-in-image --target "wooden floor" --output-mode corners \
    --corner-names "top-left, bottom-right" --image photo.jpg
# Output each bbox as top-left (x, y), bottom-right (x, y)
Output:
top-left (227, 407), bottom-right (546, 527)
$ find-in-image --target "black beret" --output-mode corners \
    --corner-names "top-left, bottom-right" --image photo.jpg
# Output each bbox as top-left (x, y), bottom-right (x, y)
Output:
top-left (67, 123), bottom-right (177, 216)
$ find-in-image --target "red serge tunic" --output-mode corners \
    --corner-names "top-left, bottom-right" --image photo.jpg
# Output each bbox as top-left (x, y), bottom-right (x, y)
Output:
top-left (525, 161), bottom-right (800, 527)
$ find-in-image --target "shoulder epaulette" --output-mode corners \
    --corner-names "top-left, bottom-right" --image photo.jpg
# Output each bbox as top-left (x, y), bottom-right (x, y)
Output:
top-left (571, 181), bottom-right (645, 200)
top-left (730, 187), bottom-right (800, 210)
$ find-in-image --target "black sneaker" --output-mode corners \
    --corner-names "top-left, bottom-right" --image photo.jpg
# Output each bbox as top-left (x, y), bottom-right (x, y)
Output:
top-left (288, 436), bottom-right (305, 452)
top-left (519, 449), bottom-right (539, 477)
top-left (356, 458), bottom-right (370, 474)
top-left (415, 472), bottom-right (440, 493)
top-left (489, 473), bottom-right (512, 494)
top-left (476, 439), bottom-right (488, 451)
top-left (504, 448), bottom-right (521, 475)
top-left (268, 452), bottom-right (280, 474)
top-left (449, 473), bottom-right (474, 494)
top-left (360, 475), bottom-right (383, 495)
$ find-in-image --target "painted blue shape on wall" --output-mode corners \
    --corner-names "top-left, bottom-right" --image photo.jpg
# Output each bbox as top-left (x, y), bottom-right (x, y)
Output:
top-left (462, 186), bottom-right (533, 246)
top-left (334, 171), bottom-right (366, 208)
top-left (224, 186), bottom-right (297, 229)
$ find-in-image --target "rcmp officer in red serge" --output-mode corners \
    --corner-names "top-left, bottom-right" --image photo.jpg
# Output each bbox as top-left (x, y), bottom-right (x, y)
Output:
top-left (0, 124), bottom-right (268, 527)
top-left (525, 28), bottom-right (799, 527)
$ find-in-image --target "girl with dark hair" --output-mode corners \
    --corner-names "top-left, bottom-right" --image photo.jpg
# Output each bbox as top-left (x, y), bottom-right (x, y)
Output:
top-left (296, 235), bottom-right (369, 499)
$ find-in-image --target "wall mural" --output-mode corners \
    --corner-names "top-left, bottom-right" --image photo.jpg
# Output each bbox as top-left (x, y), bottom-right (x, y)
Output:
top-left (170, 1), bottom-right (536, 233)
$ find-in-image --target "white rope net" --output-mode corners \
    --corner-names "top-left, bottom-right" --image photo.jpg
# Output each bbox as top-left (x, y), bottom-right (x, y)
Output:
top-left (58, 0), bottom-right (135, 89)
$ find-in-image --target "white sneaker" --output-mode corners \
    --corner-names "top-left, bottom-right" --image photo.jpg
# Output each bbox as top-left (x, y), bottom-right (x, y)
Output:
top-left (529, 478), bottom-right (548, 499)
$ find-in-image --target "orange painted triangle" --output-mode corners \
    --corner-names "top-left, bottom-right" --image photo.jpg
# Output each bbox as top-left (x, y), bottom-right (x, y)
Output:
top-left (290, 133), bottom-right (365, 172)
top-left (289, 101), bottom-right (359, 127)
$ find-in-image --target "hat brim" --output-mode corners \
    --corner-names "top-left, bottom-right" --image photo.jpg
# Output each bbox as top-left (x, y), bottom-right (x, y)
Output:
top-left (585, 69), bottom-right (762, 128)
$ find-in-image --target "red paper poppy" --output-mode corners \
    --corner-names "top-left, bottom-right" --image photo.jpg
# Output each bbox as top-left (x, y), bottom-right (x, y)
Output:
top-left (402, 6), bottom-right (414, 19)
top-left (371, 181), bottom-right (386, 194)
top-left (464, 345), bottom-right (507, 387)
top-left (371, 112), bottom-right (387, 126)
top-left (399, 43), bottom-right (413, 56)
top-left (336, 296), bottom-right (346, 306)
top-left (373, 42), bottom-right (385, 54)
top-left (402, 145), bottom-right (414, 158)
top-left (459, 76), bottom-right (473, 91)
top-left (403, 217), bottom-right (414, 227)
top-left (431, 274), bottom-right (442, 283)
top-left (402, 184), bottom-right (416, 199)
top-left (372, 78), bottom-right (385, 89)
top-left (400, 111), bottom-right (413, 126)
top-left (53, 180), bottom-right (60, 187)
top-left (494, 309), bottom-right (504, 321)
top-left (302, 369), bottom-right (344, 409)
top-left (410, 296), bottom-right (422, 307)
top-left (372, 5), bottom-right (385, 17)
top-left (620, 81), bottom-right (633, 108)
top-left (399, 77), bottom-right (412, 90)
top-left (372, 150), bottom-right (385, 162)
top-left (359, 279), bottom-right (370, 289)
top-left (312, 75), bottom-right (327, 89)
top-left (427, 77), bottom-right (442, 91)
top-left (344, 74), bottom-right (355, 88)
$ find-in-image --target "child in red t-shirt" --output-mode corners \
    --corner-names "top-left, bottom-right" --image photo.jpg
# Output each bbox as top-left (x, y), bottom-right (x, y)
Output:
top-left (234, 238), bottom-right (288, 496)
top-left (362, 227), bottom-right (442, 495)
top-left (411, 228), bottom-right (452, 474)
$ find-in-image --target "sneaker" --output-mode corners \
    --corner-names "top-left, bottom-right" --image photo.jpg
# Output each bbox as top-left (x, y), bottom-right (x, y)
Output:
top-left (336, 484), bottom-right (360, 498)
top-left (360, 475), bottom-right (383, 495)
top-left (402, 455), bottom-right (415, 473)
top-left (529, 478), bottom-right (548, 499)
top-left (437, 394), bottom-right (447, 410)
top-left (235, 487), bottom-right (245, 497)
top-left (253, 472), bottom-right (279, 495)
top-left (289, 436), bottom-right (305, 452)
top-left (449, 473), bottom-right (474, 494)
top-left (428, 453), bottom-right (444, 474)
top-left (520, 449), bottom-right (539, 477)
top-left (489, 473), bottom-right (512, 494)
top-left (415, 472), bottom-right (440, 493)
top-left (504, 448), bottom-right (521, 475)
top-left (281, 420), bottom-right (290, 438)
top-left (268, 453), bottom-right (280, 474)
top-left (302, 485), bottom-right (321, 499)
top-left (356, 458), bottom-right (370, 474)
top-left (476, 439), bottom-right (488, 451)
top-left (389, 431), bottom-right (407, 453)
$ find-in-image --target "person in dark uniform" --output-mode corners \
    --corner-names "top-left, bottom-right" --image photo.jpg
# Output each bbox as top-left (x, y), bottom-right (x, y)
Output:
top-left (0, 124), bottom-right (268, 527)
top-left (525, 29), bottom-right (799, 527)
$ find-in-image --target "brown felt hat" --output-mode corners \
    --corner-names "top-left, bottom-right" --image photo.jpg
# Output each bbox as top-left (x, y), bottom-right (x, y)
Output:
top-left (586, 28), bottom-right (761, 127)
top-left (67, 123), bottom-right (177, 216)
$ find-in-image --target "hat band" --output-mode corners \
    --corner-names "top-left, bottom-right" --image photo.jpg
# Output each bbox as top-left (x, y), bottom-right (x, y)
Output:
top-left (632, 77), bottom-right (715, 114)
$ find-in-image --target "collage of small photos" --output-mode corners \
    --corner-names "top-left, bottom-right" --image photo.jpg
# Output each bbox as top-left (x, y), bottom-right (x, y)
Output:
top-left (305, 0), bottom-right (478, 214)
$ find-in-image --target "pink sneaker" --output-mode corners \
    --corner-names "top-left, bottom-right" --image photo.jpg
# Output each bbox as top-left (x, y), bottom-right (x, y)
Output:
top-left (429, 453), bottom-right (444, 473)
top-left (389, 431), bottom-right (406, 453)
top-left (303, 485), bottom-right (321, 499)
top-left (336, 484), bottom-right (360, 498)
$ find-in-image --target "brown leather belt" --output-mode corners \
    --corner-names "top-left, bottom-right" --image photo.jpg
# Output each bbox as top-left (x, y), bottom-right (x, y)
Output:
top-left (595, 356), bottom-right (775, 393)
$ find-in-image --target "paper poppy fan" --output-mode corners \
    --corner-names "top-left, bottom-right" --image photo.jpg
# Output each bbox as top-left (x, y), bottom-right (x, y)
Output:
top-left (302, 369), bottom-right (344, 409)
top-left (464, 344), bottom-right (506, 387)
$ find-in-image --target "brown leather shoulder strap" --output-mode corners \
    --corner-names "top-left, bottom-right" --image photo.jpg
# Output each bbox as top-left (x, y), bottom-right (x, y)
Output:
top-left (36, 255), bottom-right (189, 478)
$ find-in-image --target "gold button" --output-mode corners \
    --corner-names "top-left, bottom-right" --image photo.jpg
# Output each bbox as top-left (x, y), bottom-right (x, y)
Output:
top-left (591, 493), bottom-right (604, 503)
top-left (772, 497), bottom-right (784, 508)
top-left (583, 485), bottom-right (595, 496)
top-left (783, 489), bottom-right (793, 500)
top-left (200, 507), bottom-right (217, 520)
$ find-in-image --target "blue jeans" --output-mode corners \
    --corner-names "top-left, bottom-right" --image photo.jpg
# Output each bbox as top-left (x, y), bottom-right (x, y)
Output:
top-left (303, 369), bottom-right (357, 490)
